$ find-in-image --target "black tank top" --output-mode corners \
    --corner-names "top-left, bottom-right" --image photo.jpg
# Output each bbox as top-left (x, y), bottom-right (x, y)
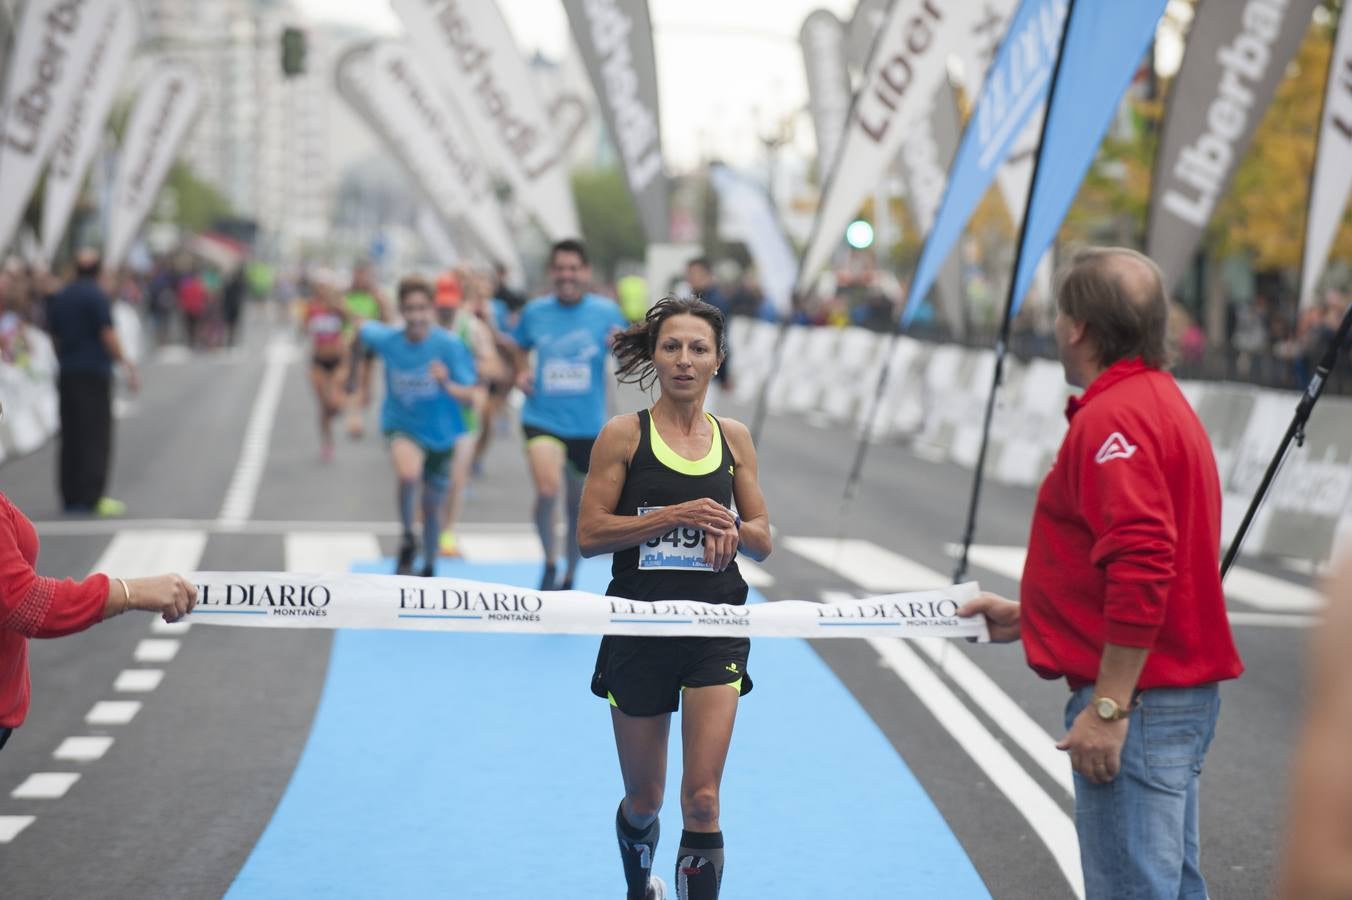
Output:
top-left (607, 409), bottom-right (748, 605)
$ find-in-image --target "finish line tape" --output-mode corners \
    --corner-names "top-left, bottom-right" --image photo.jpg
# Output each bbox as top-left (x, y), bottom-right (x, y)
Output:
top-left (187, 572), bottom-right (990, 641)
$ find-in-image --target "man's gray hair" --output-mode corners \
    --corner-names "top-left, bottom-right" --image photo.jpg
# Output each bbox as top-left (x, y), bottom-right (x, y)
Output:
top-left (1055, 246), bottom-right (1170, 369)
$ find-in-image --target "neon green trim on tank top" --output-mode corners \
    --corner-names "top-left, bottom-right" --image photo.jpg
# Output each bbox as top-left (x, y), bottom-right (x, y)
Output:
top-left (648, 411), bottom-right (722, 476)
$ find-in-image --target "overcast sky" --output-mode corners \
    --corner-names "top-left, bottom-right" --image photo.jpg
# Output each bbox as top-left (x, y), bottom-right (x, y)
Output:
top-left (295, 0), bottom-right (858, 171)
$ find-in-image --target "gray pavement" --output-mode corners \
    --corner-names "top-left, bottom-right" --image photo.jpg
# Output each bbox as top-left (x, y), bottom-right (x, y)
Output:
top-left (0, 313), bottom-right (1313, 898)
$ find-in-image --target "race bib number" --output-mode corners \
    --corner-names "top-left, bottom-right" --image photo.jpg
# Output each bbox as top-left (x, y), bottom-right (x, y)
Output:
top-left (541, 359), bottom-right (591, 394)
top-left (637, 506), bottom-right (711, 571)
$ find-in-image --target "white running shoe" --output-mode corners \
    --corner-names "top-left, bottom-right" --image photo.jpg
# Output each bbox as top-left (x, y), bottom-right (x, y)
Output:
top-left (646, 874), bottom-right (668, 900)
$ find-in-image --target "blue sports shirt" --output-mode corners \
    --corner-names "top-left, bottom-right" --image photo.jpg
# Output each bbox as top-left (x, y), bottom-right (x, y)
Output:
top-left (360, 321), bottom-right (477, 451)
top-left (513, 293), bottom-right (627, 438)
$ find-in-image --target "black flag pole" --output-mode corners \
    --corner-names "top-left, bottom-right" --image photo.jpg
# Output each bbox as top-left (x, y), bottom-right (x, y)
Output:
top-left (951, 0), bottom-right (1076, 585)
top-left (1221, 5), bottom-right (1349, 578)
top-left (1220, 304), bottom-right (1352, 577)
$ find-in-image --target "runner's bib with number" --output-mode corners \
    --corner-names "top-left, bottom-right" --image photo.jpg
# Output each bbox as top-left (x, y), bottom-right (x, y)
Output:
top-left (637, 506), bottom-right (711, 571)
top-left (541, 359), bottom-right (591, 395)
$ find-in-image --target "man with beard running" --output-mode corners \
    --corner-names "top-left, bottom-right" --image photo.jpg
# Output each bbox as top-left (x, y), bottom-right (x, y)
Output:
top-left (512, 239), bottom-right (627, 590)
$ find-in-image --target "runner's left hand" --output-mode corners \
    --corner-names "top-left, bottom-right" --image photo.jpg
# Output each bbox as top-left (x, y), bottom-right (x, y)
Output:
top-left (703, 526), bottom-right (738, 573)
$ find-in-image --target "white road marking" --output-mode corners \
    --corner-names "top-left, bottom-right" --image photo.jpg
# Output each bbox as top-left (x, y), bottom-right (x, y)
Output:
top-left (11, 774), bottom-right (80, 799)
top-left (784, 537), bottom-right (950, 591)
top-left (1221, 567), bottom-right (1323, 613)
top-left (53, 737), bottom-right (115, 762)
top-left (114, 669), bottom-right (165, 692)
top-left (284, 532), bottom-right (382, 572)
top-left (454, 532), bottom-right (544, 562)
top-left (863, 628), bottom-right (1085, 899)
top-left (88, 530), bottom-right (207, 579)
top-left (911, 636), bottom-right (1074, 796)
top-left (1226, 612), bottom-right (1315, 628)
top-left (85, 701), bottom-right (142, 726)
top-left (0, 815), bottom-right (35, 842)
top-left (134, 639), bottom-right (180, 663)
top-left (28, 518), bottom-right (534, 537)
top-left (953, 543), bottom-right (1323, 614)
top-left (737, 557), bottom-right (774, 588)
top-left (217, 338), bottom-right (293, 529)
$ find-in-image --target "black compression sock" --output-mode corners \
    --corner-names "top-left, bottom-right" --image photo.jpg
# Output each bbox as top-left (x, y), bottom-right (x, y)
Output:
top-left (616, 802), bottom-right (660, 900)
top-left (676, 830), bottom-right (724, 900)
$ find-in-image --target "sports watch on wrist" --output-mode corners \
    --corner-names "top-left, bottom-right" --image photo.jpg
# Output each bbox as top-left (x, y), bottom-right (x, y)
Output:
top-left (1092, 696), bottom-right (1132, 721)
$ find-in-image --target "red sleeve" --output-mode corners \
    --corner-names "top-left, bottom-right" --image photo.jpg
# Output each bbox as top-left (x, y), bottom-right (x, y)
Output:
top-left (1069, 411), bottom-right (1177, 648)
top-left (0, 505), bottom-right (109, 639)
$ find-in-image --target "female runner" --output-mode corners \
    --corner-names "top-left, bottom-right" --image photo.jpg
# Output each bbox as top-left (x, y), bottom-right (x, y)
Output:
top-left (578, 297), bottom-right (771, 900)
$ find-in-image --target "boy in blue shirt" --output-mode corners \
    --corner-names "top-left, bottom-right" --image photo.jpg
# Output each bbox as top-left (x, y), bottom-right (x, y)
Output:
top-left (512, 239), bottom-right (628, 590)
top-left (360, 276), bottom-right (479, 575)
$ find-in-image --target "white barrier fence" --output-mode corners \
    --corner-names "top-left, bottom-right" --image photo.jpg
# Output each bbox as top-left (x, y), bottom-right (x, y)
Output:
top-left (728, 318), bottom-right (1352, 564)
top-left (0, 328), bottom-right (59, 467)
top-left (0, 303), bottom-right (141, 467)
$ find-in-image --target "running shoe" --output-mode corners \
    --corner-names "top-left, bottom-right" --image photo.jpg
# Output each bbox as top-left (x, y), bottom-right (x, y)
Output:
top-left (420, 562), bottom-right (436, 578)
top-left (557, 575), bottom-right (574, 592)
top-left (539, 562), bottom-right (557, 592)
top-left (95, 497), bottom-right (127, 518)
top-left (438, 530), bottom-right (462, 557)
top-left (396, 535), bottom-right (417, 575)
top-left (646, 875), bottom-right (667, 900)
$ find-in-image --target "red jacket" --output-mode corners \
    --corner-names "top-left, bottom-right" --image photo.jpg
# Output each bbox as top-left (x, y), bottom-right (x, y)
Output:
top-left (1020, 359), bottom-right (1244, 690)
top-left (1, 492), bottom-right (109, 729)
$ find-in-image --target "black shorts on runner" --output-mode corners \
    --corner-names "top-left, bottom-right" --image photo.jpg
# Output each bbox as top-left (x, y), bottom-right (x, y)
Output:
top-left (591, 635), bottom-right (753, 717)
top-left (523, 424), bottom-right (595, 475)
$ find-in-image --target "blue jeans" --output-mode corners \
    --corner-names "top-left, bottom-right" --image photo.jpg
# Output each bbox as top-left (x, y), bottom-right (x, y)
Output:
top-left (1066, 683), bottom-right (1221, 900)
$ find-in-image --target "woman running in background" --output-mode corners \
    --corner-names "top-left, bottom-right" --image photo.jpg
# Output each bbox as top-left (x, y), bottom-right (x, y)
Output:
top-left (303, 277), bottom-right (349, 462)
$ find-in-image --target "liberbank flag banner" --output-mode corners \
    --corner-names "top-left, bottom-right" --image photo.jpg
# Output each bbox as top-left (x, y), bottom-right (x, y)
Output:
top-left (103, 62), bottom-right (202, 271)
top-left (392, 0), bottom-right (581, 241)
top-left (1299, 8), bottom-right (1352, 311)
top-left (710, 163), bottom-right (796, 317)
top-left (40, 0), bottom-right (140, 267)
top-left (0, 0), bottom-right (114, 256)
top-left (335, 41), bottom-right (523, 280)
top-left (1008, 0), bottom-right (1169, 316)
top-left (1147, 0), bottom-right (1320, 292)
top-left (900, 0), bottom-right (1068, 328)
top-left (796, 0), bottom-right (979, 295)
top-left (801, 9), bottom-right (852, 176)
top-left (187, 571), bottom-right (989, 641)
top-left (562, 0), bottom-right (668, 243)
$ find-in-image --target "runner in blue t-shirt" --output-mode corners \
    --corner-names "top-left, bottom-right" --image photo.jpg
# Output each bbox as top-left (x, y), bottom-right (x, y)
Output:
top-left (360, 276), bottom-right (479, 576)
top-left (512, 239), bottom-right (628, 590)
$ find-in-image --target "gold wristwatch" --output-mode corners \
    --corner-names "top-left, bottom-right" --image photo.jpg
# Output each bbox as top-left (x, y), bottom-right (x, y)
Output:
top-left (1092, 696), bottom-right (1132, 721)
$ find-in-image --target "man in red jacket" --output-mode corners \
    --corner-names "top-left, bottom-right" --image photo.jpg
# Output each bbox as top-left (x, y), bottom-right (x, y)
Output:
top-left (959, 247), bottom-right (1243, 900)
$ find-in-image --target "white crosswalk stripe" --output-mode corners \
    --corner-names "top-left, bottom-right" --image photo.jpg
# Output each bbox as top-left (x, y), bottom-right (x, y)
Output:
top-left (784, 537), bottom-right (949, 591)
top-left (284, 532), bottom-right (383, 572)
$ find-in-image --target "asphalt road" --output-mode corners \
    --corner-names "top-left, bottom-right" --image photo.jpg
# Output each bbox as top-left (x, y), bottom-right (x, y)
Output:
top-left (0, 314), bottom-right (1317, 898)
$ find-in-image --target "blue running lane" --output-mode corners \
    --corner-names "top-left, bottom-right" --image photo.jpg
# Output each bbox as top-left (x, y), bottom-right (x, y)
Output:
top-left (226, 556), bottom-right (990, 898)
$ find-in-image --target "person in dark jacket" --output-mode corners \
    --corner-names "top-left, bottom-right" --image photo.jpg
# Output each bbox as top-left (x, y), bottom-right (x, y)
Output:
top-left (44, 249), bottom-right (138, 515)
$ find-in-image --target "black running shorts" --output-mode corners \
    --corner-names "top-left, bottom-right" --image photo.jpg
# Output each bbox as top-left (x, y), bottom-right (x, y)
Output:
top-left (523, 424), bottom-right (596, 475)
top-left (591, 635), bottom-right (752, 717)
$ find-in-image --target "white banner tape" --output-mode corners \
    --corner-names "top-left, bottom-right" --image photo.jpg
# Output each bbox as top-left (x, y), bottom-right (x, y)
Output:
top-left (187, 572), bottom-right (990, 641)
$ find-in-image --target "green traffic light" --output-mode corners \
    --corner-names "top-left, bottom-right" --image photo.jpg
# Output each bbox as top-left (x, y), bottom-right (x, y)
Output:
top-left (845, 219), bottom-right (874, 250)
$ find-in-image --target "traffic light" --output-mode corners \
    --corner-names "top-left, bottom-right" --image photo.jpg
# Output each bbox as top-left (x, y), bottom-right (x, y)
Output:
top-left (845, 219), bottom-right (874, 250)
top-left (281, 26), bottom-right (306, 77)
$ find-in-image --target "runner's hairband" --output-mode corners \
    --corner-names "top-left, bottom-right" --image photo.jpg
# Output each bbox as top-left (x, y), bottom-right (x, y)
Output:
top-left (185, 572), bottom-right (989, 641)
